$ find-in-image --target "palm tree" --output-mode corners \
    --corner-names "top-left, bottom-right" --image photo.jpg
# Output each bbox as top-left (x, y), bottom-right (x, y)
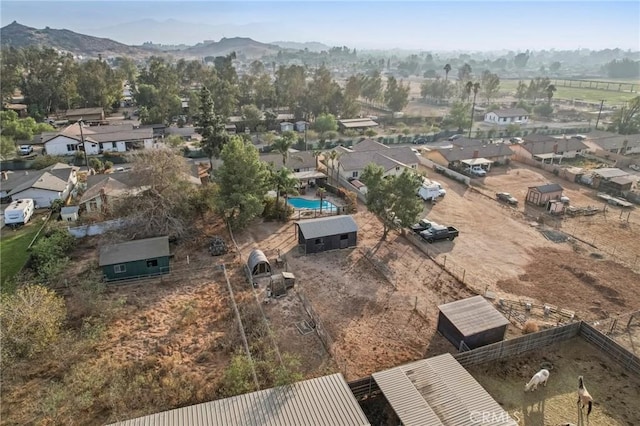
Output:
top-left (272, 167), bottom-right (299, 220)
top-left (464, 81), bottom-right (473, 102)
top-left (469, 82), bottom-right (481, 138)
top-left (326, 149), bottom-right (342, 185)
top-left (546, 84), bottom-right (557, 104)
top-left (443, 64), bottom-right (452, 81)
top-left (317, 187), bottom-right (327, 214)
top-left (312, 150), bottom-right (323, 171)
top-left (271, 133), bottom-right (296, 166)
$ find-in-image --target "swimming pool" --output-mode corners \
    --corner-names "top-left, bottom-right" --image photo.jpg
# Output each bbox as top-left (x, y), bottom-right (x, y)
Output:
top-left (287, 197), bottom-right (337, 210)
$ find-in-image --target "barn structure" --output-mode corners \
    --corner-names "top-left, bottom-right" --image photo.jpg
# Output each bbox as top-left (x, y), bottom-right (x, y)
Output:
top-left (109, 373), bottom-right (370, 426)
top-left (525, 183), bottom-right (564, 206)
top-left (248, 249), bottom-right (272, 277)
top-left (99, 236), bottom-right (171, 282)
top-left (372, 353), bottom-right (517, 426)
top-left (437, 296), bottom-right (509, 350)
top-left (296, 215), bottom-right (358, 254)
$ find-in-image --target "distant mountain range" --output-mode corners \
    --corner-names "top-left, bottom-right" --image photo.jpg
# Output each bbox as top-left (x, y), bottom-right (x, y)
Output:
top-left (0, 21), bottom-right (151, 57)
top-left (0, 21), bottom-right (325, 59)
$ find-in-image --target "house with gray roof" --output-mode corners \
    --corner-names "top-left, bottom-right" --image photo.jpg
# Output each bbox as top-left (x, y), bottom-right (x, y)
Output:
top-left (296, 215), bottom-right (358, 254)
top-left (79, 172), bottom-right (143, 214)
top-left (335, 139), bottom-right (418, 180)
top-left (99, 236), bottom-right (171, 281)
top-left (43, 123), bottom-right (155, 156)
top-left (588, 132), bottom-right (640, 156)
top-left (511, 134), bottom-right (588, 162)
top-left (2, 163), bottom-right (78, 208)
top-left (484, 108), bottom-right (529, 125)
top-left (425, 141), bottom-right (514, 169)
top-left (261, 150), bottom-right (317, 172)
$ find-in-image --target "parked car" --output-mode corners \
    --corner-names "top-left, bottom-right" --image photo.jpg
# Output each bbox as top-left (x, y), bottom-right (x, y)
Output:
top-left (630, 164), bottom-right (640, 171)
top-left (410, 219), bottom-right (439, 233)
top-left (509, 137), bottom-right (523, 144)
top-left (572, 134), bottom-right (587, 140)
top-left (413, 138), bottom-right (428, 145)
top-left (19, 145), bottom-right (33, 155)
top-left (448, 134), bottom-right (462, 141)
top-left (469, 165), bottom-right (487, 177)
top-left (496, 192), bottom-right (518, 205)
top-left (419, 224), bottom-right (459, 243)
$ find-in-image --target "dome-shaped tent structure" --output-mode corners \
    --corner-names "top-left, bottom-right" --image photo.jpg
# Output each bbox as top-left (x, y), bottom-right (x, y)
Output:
top-left (248, 249), bottom-right (271, 277)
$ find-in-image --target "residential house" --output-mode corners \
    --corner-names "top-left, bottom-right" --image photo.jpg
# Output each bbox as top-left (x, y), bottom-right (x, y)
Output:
top-left (590, 168), bottom-right (635, 195)
top-left (79, 172), bottom-right (142, 214)
top-left (64, 107), bottom-right (105, 123)
top-left (588, 132), bottom-right (640, 156)
top-left (525, 183), bottom-right (564, 206)
top-left (261, 150), bottom-right (324, 188)
top-left (334, 139), bottom-right (418, 180)
top-left (338, 118), bottom-right (379, 131)
top-left (484, 108), bottom-right (529, 125)
top-left (3, 163), bottom-right (78, 208)
top-left (99, 236), bottom-right (171, 282)
top-left (425, 139), bottom-right (514, 170)
top-left (43, 124), bottom-right (155, 156)
top-left (510, 134), bottom-right (588, 163)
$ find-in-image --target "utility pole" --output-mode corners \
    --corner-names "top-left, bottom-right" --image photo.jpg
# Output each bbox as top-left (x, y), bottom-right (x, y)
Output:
top-left (595, 99), bottom-right (605, 130)
top-left (78, 118), bottom-right (89, 169)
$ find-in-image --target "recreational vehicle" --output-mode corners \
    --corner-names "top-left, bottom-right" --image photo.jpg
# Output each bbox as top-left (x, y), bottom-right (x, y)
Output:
top-left (418, 180), bottom-right (447, 201)
top-left (4, 198), bottom-right (35, 226)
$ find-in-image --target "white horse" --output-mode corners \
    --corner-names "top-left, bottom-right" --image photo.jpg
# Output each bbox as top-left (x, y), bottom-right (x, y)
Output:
top-left (578, 376), bottom-right (594, 420)
top-left (524, 368), bottom-right (550, 392)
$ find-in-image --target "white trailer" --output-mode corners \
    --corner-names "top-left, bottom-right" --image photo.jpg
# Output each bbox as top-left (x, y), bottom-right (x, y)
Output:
top-left (4, 198), bottom-right (35, 226)
top-left (418, 179), bottom-right (447, 201)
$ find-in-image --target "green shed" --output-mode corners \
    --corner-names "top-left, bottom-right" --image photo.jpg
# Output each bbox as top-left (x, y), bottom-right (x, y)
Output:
top-left (99, 236), bottom-right (171, 282)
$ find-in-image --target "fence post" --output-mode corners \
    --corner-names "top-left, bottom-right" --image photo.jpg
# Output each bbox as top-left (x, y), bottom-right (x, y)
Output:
top-left (462, 269), bottom-right (466, 283)
top-left (443, 255), bottom-right (447, 268)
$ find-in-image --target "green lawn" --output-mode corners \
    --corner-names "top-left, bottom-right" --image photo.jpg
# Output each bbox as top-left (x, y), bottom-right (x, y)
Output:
top-left (0, 223), bottom-right (41, 292)
top-left (499, 79), bottom-right (637, 104)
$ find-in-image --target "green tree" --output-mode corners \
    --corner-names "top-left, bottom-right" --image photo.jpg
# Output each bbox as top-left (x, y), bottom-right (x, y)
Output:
top-left (271, 167), bottom-right (299, 219)
top-left (76, 59), bottom-right (123, 110)
top-left (241, 104), bottom-right (263, 134)
top-left (271, 131), bottom-right (298, 165)
top-left (0, 285), bottom-right (66, 363)
top-left (546, 84), bottom-right (557, 104)
top-left (360, 164), bottom-right (423, 240)
top-left (612, 96), bottom-right (640, 134)
top-left (214, 137), bottom-right (271, 229)
top-left (514, 52), bottom-right (530, 69)
top-left (549, 61), bottom-right (561, 73)
top-left (515, 81), bottom-right (528, 101)
top-left (384, 76), bottom-right (410, 112)
top-left (421, 78), bottom-right (452, 103)
top-left (468, 82), bottom-right (481, 137)
top-left (361, 70), bottom-right (383, 105)
top-left (481, 71), bottom-right (500, 103)
top-left (533, 103), bottom-right (554, 118)
top-left (444, 101), bottom-right (472, 131)
top-left (196, 86), bottom-right (229, 168)
top-left (457, 63), bottom-right (472, 81)
top-left (463, 81), bottom-right (473, 101)
top-left (1, 135), bottom-right (17, 159)
top-left (443, 63), bottom-right (452, 80)
top-left (314, 113), bottom-right (338, 139)
top-left (0, 110), bottom-right (54, 141)
top-left (1, 47), bottom-right (23, 102)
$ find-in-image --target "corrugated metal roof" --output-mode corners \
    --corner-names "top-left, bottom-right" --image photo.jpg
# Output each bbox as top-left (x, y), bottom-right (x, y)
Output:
top-left (438, 296), bottom-right (509, 337)
top-left (98, 236), bottom-right (170, 266)
top-left (528, 183), bottom-right (563, 194)
top-left (374, 354), bottom-right (516, 426)
top-left (108, 373), bottom-right (370, 426)
top-left (297, 215), bottom-right (358, 240)
top-left (248, 249), bottom-right (270, 272)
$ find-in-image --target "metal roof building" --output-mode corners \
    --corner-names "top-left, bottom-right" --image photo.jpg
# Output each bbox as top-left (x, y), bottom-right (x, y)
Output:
top-left (296, 215), bottom-right (358, 254)
top-left (372, 353), bottom-right (516, 426)
top-left (437, 296), bottom-right (509, 350)
top-left (247, 248), bottom-right (272, 277)
top-left (99, 236), bottom-right (171, 281)
top-left (109, 373), bottom-right (370, 426)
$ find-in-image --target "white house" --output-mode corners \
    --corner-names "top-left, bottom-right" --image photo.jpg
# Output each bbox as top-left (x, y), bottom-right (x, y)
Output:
top-left (6, 163), bottom-right (78, 208)
top-left (484, 108), bottom-right (530, 125)
top-left (333, 139), bottom-right (418, 181)
top-left (43, 124), bottom-right (154, 156)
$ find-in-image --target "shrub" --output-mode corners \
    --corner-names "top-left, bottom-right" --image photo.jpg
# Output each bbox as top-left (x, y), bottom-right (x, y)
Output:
top-left (29, 228), bottom-right (76, 282)
top-left (0, 285), bottom-right (66, 362)
top-left (32, 155), bottom-right (67, 170)
top-left (523, 320), bottom-right (539, 334)
top-left (262, 198), bottom-right (293, 220)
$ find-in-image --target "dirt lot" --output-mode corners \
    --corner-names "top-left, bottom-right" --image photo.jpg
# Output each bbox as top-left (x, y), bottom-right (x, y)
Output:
top-left (466, 338), bottom-right (640, 426)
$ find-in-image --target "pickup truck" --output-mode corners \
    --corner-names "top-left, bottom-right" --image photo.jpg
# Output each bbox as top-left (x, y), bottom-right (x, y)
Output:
top-left (419, 224), bottom-right (459, 243)
top-left (410, 219), bottom-right (439, 233)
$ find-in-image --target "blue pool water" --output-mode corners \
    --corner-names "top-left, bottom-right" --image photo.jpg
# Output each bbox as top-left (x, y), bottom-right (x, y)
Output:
top-left (287, 197), bottom-right (337, 210)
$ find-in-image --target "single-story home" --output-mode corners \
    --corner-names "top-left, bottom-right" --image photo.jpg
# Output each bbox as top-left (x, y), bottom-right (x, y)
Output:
top-left (296, 215), bottom-right (358, 254)
top-left (484, 108), bottom-right (529, 125)
top-left (338, 118), bottom-right (379, 131)
top-left (511, 134), bottom-right (588, 162)
top-left (261, 150), bottom-right (318, 173)
top-left (3, 163), bottom-right (78, 208)
top-left (64, 107), bottom-right (105, 123)
top-left (79, 172), bottom-right (143, 214)
top-left (426, 140), bottom-right (514, 170)
top-left (588, 133), bottom-right (640, 156)
top-left (526, 183), bottom-right (564, 206)
top-left (43, 124), bottom-right (155, 156)
top-left (99, 236), bottom-right (171, 282)
top-left (335, 139), bottom-right (418, 180)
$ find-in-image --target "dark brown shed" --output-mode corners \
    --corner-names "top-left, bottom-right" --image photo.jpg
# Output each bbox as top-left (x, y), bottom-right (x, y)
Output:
top-left (437, 296), bottom-right (509, 350)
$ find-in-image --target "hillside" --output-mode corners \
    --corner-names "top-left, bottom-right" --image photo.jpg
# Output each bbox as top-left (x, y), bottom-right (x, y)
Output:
top-left (0, 21), bottom-right (153, 58)
top-left (182, 37), bottom-right (281, 59)
top-left (271, 41), bottom-right (330, 52)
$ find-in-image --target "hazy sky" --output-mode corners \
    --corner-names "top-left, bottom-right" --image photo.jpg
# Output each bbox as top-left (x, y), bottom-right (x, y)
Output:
top-left (2, 1), bottom-right (639, 51)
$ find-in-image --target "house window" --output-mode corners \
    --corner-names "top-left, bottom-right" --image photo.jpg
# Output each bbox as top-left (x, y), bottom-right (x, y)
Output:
top-left (395, 166), bottom-right (400, 171)
top-left (66, 144), bottom-right (77, 152)
top-left (146, 259), bottom-right (158, 267)
top-left (88, 200), bottom-right (98, 211)
top-left (340, 234), bottom-right (349, 241)
top-left (314, 238), bottom-right (324, 245)
top-left (352, 171), bottom-right (358, 178)
top-left (114, 264), bottom-right (126, 274)
top-left (411, 164), bottom-right (416, 169)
